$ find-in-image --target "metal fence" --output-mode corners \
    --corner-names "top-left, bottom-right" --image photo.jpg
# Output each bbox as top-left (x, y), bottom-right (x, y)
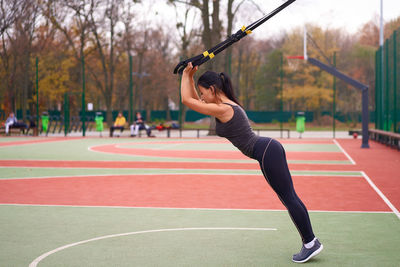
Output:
top-left (375, 27), bottom-right (400, 133)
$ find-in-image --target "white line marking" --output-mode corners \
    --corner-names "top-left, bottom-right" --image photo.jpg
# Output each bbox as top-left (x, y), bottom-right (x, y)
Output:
top-left (87, 145), bottom-right (252, 163)
top-left (28, 227), bottom-right (276, 267)
top-left (0, 203), bottom-right (395, 215)
top-left (124, 143), bottom-right (184, 150)
top-left (152, 143), bottom-right (185, 150)
top-left (0, 167), bottom-right (261, 172)
top-left (361, 171), bottom-right (400, 220)
top-left (0, 173), bottom-right (263, 180)
top-left (0, 171), bottom-right (364, 180)
top-left (333, 139), bottom-right (356, 165)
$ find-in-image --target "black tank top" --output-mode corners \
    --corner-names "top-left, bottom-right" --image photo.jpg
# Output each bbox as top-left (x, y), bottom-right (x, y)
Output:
top-left (215, 103), bottom-right (259, 158)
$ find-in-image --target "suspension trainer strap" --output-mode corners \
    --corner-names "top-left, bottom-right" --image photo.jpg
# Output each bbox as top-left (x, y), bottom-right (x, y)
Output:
top-left (173, 0), bottom-right (296, 74)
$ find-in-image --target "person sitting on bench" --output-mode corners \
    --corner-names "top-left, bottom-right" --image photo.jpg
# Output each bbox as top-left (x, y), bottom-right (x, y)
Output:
top-left (109, 112), bottom-right (126, 137)
top-left (5, 112), bottom-right (27, 135)
top-left (130, 112), bottom-right (154, 137)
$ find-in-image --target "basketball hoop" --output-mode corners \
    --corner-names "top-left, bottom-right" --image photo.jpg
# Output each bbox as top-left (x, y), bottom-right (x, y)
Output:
top-left (286, 55), bottom-right (304, 72)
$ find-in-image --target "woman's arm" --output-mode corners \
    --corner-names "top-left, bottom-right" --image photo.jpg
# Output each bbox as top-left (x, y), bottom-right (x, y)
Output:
top-left (180, 63), bottom-right (229, 118)
top-left (180, 63), bottom-right (200, 101)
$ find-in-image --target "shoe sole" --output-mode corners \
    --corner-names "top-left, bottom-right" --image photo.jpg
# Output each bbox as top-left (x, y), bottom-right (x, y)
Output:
top-left (292, 244), bottom-right (324, 263)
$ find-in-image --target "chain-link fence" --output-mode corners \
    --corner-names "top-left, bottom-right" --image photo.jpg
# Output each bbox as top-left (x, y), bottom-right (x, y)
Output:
top-left (375, 27), bottom-right (400, 133)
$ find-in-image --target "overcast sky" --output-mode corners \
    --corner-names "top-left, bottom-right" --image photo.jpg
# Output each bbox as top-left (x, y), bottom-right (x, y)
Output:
top-left (141, 0), bottom-right (399, 39)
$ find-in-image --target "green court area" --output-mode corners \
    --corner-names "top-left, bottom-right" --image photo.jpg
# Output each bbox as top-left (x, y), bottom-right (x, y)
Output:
top-left (1, 205), bottom-right (399, 266)
top-left (121, 142), bottom-right (341, 152)
top-left (0, 138), bottom-right (351, 164)
top-left (0, 167), bottom-right (363, 179)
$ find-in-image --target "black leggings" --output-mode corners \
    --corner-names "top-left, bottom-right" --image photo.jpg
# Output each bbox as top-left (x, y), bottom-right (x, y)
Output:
top-left (252, 137), bottom-right (315, 243)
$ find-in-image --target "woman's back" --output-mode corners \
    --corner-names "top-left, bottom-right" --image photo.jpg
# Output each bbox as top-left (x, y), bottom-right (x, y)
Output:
top-left (215, 103), bottom-right (259, 158)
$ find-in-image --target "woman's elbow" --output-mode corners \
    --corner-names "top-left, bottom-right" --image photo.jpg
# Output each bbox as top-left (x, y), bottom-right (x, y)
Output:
top-left (181, 97), bottom-right (189, 106)
top-left (182, 98), bottom-right (196, 109)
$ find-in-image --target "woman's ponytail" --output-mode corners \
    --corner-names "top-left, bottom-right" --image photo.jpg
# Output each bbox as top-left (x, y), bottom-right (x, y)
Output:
top-left (219, 72), bottom-right (241, 106)
top-left (197, 71), bottom-right (241, 106)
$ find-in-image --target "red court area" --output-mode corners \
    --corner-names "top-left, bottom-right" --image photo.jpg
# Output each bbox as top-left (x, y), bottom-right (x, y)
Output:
top-left (0, 159), bottom-right (362, 171)
top-left (0, 138), bottom-right (398, 213)
top-left (337, 139), bottom-right (400, 210)
top-left (0, 137), bottom-right (82, 147)
top-left (0, 174), bottom-right (390, 212)
top-left (90, 142), bottom-right (349, 161)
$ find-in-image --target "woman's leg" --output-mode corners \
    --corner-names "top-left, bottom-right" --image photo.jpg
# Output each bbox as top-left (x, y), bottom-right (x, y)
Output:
top-left (130, 125), bottom-right (135, 136)
top-left (259, 139), bottom-right (315, 243)
top-left (134, 125), bottom-right (140, 136)
top-left (5, 121), bottom-right (13, 134)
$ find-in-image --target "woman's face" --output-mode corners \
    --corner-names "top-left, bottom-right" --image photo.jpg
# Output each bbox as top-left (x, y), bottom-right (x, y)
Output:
top-left (198, 85), bottom-right (217, 103)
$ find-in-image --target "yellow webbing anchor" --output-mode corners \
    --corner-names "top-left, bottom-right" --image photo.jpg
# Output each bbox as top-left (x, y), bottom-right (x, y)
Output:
top-left (241, 25), bottom-right (252, 35)
top-left (203, 51), bottom-right (215, 59)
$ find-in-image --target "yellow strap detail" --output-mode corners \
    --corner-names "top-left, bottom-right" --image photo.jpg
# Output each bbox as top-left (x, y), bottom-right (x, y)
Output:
top-left (209, 53), bottom-right (215, 59)
top-left (203, 51), bottom-right (209, 57)
top-left (241, 25), bottom-right (252, 35)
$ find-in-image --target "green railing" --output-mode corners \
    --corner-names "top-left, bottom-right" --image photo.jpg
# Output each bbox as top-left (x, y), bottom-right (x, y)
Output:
top-left (376, 27), bottom-right (400, 133)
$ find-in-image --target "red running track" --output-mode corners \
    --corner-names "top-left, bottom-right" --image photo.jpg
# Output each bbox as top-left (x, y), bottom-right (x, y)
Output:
top-left (0, 174), bottom-right (389, 212)
top-left (0, 137), bottom-right (83, 147)
top-left (0, 159), bottom-right (359, 171)
top-left (336, 139), bottom-right (400, 211)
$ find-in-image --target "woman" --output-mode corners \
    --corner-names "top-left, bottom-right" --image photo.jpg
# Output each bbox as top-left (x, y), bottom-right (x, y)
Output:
top-left (180, 63), bottom-right (323, 263)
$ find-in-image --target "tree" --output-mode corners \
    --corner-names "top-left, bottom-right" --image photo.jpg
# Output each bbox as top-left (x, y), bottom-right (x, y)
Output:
top-left (254, 49), bottom-right (281, 111)
top-left (41, 0), bottom-right (95, 121)
top-left (87, 0), bottom-right (125, 125)
top-left (224, 0), bottom-right (246, 75)
top-left (0, 0), bottom-right (39, 119)
top-left (0, 0), bottom-right (27, 36)
top-left (168, 0), bottom-right (223, 70)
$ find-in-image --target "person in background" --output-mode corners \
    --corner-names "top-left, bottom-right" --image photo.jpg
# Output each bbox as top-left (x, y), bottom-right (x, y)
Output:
top-left (130, 112), bottom-right (154, 137)
top-left (5, 112), bottom-right (27, 135)
top-left (109, 112), bottom-right (126, 137)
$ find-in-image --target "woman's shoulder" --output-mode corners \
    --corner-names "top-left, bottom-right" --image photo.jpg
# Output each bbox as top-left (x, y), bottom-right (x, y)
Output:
top-left (221, 101), bottom-right (239, 107)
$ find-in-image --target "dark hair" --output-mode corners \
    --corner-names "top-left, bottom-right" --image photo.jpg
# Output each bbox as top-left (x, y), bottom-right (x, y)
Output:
top-left (197, 71), bottom-right (241, 106)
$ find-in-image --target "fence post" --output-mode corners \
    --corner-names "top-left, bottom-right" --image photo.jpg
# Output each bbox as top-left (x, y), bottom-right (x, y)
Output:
top-left (393, 30), bottom-right (397, 132)
top-left (332, 52), bottom-right (336, 138)
top-left (385, 40), bottom-right (390, 131)
top-left (36, 57), bottom-right (39, 132)
top-left (81, 55), bottom-right (86, 137)
top-left (280, 52), bottom-right (283, 138)
top-left (64, 92), bottom-right (69, 136)
top-left (375, 50), bottom-right (379, 130)
top-left (379, 46), bottom-right (384, 130)
top-left (129, 55), bottom-right (133, 124)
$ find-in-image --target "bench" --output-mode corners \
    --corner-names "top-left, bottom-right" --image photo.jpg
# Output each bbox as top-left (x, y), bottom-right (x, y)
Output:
top-left (170, 128), bottom-right (203, 138)
top-left (162, 128), bottom-right (291, 139)
top-left (254, 128), bottom-right (290, 138)
top-left (0, 127), bottom-right (23, 136)
top-left (369, 129), bottom-right (400, 150)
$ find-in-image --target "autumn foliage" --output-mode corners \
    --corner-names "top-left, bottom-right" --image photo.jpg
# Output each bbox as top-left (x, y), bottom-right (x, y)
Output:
top-left (1, 0), bottom-right (399, 126)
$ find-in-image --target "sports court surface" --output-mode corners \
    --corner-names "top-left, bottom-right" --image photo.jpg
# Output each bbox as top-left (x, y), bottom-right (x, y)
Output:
top-left (0, 136), bottom-right (399, 266)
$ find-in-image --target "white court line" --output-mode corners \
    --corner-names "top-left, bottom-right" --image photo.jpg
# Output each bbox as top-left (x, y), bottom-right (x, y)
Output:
top-left (87, 145), bottom-right (251, 163)
top-left (1, 203), bottom-right (394, 215)
top-left (0, 171), bottom-right (364, 180)
top-left (152, 143), bottom-right (186, 150)
top-left (333, 139), bottom-right (356, 165)
top-left (0, 173), bottom-right (263, 180)
top-left (28, 227), bottom-right (276, 267)
top-left (116, 143), bottom-right (184, 150)
top-left (361, 171), bottom-right (400, 220)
